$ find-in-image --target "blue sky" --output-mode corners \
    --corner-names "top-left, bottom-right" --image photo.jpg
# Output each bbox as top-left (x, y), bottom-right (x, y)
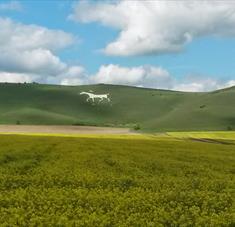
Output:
top-left (0, 0), bottom-right (235, 91)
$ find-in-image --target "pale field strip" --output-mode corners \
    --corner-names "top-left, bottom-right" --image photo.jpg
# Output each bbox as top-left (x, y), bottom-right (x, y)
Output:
top-left (0, 133), bottom-right (154, 140)
top-left (0, 125), bottom-right (234, 140)
top-left (0, 125), bottom-right (149, 140)
top-left (167, 131), bottom-right (235, 140)
top-left (0, 132), bottom-right (167, 141)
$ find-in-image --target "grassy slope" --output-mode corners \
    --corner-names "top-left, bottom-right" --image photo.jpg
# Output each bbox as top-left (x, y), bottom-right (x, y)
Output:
top-left (0, 134), bottom-right (234, 225)
top-left (0, 83), bottom-right (235, 131)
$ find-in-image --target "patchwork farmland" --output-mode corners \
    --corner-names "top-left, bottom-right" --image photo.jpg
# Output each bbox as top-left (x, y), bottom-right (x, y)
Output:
top-left (0, 83), bottom-right (234, 226)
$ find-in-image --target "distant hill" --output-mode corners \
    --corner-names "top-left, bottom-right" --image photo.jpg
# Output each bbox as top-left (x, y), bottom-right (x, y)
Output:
top-left (0, 83), bottom-right (234, 132)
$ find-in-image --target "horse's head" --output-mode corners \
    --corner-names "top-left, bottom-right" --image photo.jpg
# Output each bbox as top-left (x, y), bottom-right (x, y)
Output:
top-left (80, 92), bottom-right (86, 95)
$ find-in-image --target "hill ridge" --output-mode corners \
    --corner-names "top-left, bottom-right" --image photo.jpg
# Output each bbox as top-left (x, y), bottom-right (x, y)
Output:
top-left (0, 83), bottom-right (234, 132)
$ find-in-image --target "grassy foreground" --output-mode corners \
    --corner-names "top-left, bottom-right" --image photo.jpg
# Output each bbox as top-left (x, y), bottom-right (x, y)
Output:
top-left (0, 134), bottom-right (234, 226)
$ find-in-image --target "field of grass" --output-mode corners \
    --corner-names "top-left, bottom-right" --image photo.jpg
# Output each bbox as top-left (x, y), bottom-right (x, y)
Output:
top-left (0, 83), bottom-right (235, 132)
top-left (0, 134), bottom-right (234, 226)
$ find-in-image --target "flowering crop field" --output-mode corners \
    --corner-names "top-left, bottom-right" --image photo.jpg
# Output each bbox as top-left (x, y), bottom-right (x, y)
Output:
top-left (0, 134), bottom-right (234, 226)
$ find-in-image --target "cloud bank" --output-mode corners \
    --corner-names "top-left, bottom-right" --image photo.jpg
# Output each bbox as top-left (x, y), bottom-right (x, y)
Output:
top-left (91, 64), bottom-right (173, 89)
top-left (0, 17), bottom-right (84, 84)
top-left (0, 12), bottom-right (234, 92)
top-left (70, 0), bottom-right (235, 56)
top-left (61, 64), bottom-right (235, 92)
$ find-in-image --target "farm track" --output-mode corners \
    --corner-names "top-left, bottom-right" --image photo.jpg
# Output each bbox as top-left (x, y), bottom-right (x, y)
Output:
top-left (190, 138), bottom-right (235, 145)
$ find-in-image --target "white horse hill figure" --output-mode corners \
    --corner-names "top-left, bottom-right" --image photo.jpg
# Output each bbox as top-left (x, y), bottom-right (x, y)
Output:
top-left (80, 91), bottom-right (111, 103)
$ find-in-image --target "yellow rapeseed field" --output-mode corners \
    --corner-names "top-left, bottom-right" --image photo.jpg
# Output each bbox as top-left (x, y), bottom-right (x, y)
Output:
top-left (0, 134), bottom-right (234, 226)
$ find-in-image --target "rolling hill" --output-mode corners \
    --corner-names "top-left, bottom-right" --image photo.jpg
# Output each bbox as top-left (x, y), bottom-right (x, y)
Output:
top-left (0, 82), bottom-right (234, 132)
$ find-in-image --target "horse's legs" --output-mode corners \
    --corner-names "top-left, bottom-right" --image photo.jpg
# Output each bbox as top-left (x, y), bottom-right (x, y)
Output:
top-left (86, 97), bottom-right (90, 102)
top-left (107, 97), bottom-right (110, 102)
top-left (98, 97), bottom-right (103, 103)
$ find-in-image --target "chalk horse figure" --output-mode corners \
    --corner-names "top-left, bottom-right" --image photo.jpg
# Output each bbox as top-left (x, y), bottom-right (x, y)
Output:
top-left (80, 92), bottom-right (110, 103)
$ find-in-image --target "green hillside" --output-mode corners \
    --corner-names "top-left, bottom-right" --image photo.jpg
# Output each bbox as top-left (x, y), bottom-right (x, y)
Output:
top-left (0, 83), bottom-right (235, 132)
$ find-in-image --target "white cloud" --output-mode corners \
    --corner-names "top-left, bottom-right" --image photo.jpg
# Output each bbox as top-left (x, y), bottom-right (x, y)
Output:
top-left (0, 72), bottom-right (32, 83)
top-left (90, 64), bottom-right (173, 89)
top-left (58, 64), bottom-right (235, 92)
top-left (70, 1), bottom-right (235, 56)
top-left (0, 18), bottom-right (75, 52)
top-left (224, 80), bottom-right (235, 88)
top-left (173, 77), bottom-right (235, 92)
top-left (173, 79), bottom-right (218, 92)
top-left (59, 66), bottom-right (88, 85)
top-left (0, 1), bottom-right (22, 11)
top-left (0, 17), bottom-right (79, 83)
top-left (0, 49), bottom-right (66, 75)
